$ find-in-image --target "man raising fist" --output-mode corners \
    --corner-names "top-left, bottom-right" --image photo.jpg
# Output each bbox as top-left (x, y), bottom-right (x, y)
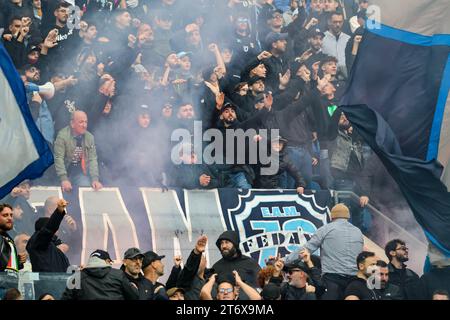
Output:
top-left (26, 198), bottom-right (71, 272)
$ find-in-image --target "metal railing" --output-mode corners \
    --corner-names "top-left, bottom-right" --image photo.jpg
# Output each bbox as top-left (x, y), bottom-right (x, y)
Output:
top-left (334, 191), bottom-right (428, 275)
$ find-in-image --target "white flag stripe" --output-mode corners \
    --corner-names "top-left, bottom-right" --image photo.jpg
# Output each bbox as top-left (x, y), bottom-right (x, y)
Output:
top-left (370, 0), bottom-right (450, 36)
top-left (0, 68), bottom-right (39, 185)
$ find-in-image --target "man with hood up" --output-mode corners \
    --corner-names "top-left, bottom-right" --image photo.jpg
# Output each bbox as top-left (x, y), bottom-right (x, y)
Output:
top-left (212, 230), bottom-right (261, 291)
top-left (61, 249), bottom-right (138, 300)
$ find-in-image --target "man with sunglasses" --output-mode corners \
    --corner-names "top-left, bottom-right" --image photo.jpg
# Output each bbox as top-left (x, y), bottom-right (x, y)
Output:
top-left (385, 239), bottom-right (420, 299)
top-left (280, 260), bottom-right (317, 300)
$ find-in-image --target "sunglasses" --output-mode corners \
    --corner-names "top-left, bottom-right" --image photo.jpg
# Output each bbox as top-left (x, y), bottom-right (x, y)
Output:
top-left (219, 288), bottom-right (234, 294)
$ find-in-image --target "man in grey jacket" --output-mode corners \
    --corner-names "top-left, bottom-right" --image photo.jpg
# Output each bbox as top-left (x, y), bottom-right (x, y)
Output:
top-left (286, 203), bottom-right (363, 300)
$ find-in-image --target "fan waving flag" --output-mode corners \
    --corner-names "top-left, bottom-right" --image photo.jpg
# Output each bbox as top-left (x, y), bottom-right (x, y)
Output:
top-left (340, 0), bottom-right (450, 258)
top-left (0, 43), bottom-right (54, 199)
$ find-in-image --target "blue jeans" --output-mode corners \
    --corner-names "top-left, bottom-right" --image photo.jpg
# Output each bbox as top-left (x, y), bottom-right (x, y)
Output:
top-left (227, 172), bottom-right (252, 189)
top-left (70, 172), bottom-right (91, 187)
top-left (319, 149), bottom-right (334, 189)
top-left (280, 146), bottom-right (313, 189)
top-left (334, 178), bottom-right (372, 233)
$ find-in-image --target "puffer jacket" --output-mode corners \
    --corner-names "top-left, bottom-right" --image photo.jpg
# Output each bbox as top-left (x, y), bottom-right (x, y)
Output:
top-left (61, 257), bottom-right (139, 300)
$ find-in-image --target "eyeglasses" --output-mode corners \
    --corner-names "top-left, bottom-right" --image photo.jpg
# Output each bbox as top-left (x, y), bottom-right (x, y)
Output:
top-left (219, 288), bottom-right (233, 294)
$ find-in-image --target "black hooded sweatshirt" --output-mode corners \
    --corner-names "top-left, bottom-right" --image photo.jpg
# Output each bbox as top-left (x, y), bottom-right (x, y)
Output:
top-left (212, 231), bottom-right (261, 289)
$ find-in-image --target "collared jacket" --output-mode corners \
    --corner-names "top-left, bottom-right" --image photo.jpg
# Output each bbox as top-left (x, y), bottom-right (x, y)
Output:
top-left (54, 126), bottom-right (100, 183)
top-left (331, 129), bottom-right (364, 173)
top-left (0, 231), bottom-right (22, 272)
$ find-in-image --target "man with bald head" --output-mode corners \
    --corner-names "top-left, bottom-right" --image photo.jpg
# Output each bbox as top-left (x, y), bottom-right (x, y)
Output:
top-left (54, 111), bottom-right (103, 192)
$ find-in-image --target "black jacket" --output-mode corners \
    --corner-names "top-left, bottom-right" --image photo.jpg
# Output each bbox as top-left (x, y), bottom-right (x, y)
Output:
top-left (176, 250), bottom-right (202, 294)
top-left (280, 282), bottom-right (317, 300)
top-left (420, 266), bottom-right (450, 300)
top-left (374, 283), bottom-right (403, 300)
top-left (0, 231), bottom-right (22, 272)
top-left (123, 271), bottom-right (155, 300)
top-left (169, 163), bottom-right (227, 189)
top-left (26, 208), bottom-right (70, 272)
top-left (388, 263), bottom-right (420, 299)
top-left (212, 231), bottom-right (261, 288)
top-left (257, 148), bottom-right (306, 189)
top-left (61, 260), bottom-right (139, 300)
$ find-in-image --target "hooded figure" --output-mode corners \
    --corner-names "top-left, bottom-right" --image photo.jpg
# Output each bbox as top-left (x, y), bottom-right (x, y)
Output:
top-left (212, 230), bottom-right (261, 297)
top-left (61, 255), bottom-right (139, 300)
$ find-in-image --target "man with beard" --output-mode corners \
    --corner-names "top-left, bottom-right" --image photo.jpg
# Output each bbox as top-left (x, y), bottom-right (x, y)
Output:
top-left (212, 230), bottom-right (261, 295)
top-left (121, 248), bottom-right (154, 300)
top-left (385, 239), bottom-right (420, 299)
top-left (296, 28), bottom-right (327, 69)
top-left (331, 112), bottom-right (371, 231)
top-left (20, 64), bottom-right (55, 146)
top-left (263, 32), bottom-right (290, 91)
top-left (344, 251), bottom-right (380, 300)
top-left (280, 260), bottom-right (317, 300)
top-left (374, 260), bottom-right (403, 300)
top-left (41, 2), bottom-right (79, 72)
top-left (1, 203), bottom-right (25, 273)
top-left (322, 12), bottom-right (350, 78)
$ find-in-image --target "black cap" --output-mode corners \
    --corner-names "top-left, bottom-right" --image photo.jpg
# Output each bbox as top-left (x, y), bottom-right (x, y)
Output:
top-left (283, 259), bottom-right (309, 272)
top-left (308, 28), bottom-right (325, 38)
top-left (254, 93), bottom-right (265, 103)
top-left (123, 248), bottom-right (144, 259)
top-left (271, 135), bottom-right (288, 144)
top-left (142, 251), bottom-right (165, 269)
top-left (220, 102), bottom-right (237, 114)
top-left (265, 32), bottom-right (288, 46)
top-left (261, 283), bottom-right (281, 300)
top-left (90, 249), bottom-right (112, 261)
top-left (136, 104), bottom-right (150, 115)
top-left (166, 287), bottom-right (185, 297)
top-left (27, 45), bottom-right (41, 54)
top-left (247, 76), bottom-right (265, 86)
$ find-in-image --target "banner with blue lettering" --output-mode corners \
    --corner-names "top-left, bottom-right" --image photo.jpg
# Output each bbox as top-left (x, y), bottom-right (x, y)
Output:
top-left (8, 187), bottom-right (331, 280)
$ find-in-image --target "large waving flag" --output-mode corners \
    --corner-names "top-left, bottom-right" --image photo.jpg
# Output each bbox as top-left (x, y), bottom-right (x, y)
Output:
top-left (340, 0), bottom-right (450, 259)
top-left (0, 43), bottom-right (54, 199)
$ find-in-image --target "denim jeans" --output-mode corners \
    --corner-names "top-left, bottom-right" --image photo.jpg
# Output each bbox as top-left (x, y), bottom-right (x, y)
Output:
top-left (70, 172), bottom-right (91, 187)
top-left (319, 149), bottom-right (334, 189)
top-left (279, 146), bottom-right (313, 189)
top-left (227, 172), bottom-right (252, 189)
top-left (334, 178), bottom-right (372, 233)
